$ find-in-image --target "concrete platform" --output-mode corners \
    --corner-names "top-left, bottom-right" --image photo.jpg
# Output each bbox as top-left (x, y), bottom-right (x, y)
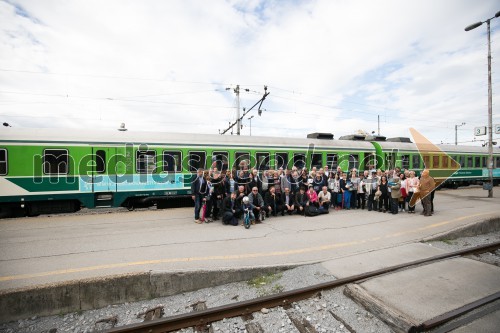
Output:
top-left (0, 187), bottom-right (499, 323)
top-left (341, 253), bottom-right (500, 332)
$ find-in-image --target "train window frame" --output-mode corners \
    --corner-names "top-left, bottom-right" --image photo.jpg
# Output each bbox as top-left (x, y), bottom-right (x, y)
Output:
top-left (441, 155), bottom-right (449, 169)
top-left (310, 153), bottom-right (323, 170)
top-left (401, 155), bottom-right (410, 170)
top-left (235, 151), bottom-right (250, 170)
top-left (432, 155), bottom-right (440, 169)
top-left (275, 152), bottom-right (289, 170)
top-left (412, 154), bottom-right (421, 169)
top-left (163, 150), bottom-right (182, 173)
top-left (326, 153), bottom-right (338, 169)
top-left (467, 156), bottom-right (473, 168)
top-left (212, 151), bottom-right (229, 172)
top-left (348, 154), bottom-right (359, 171)
top-left (43, 149), bottom-right (69, 175)
top-left (423, 155), bottom-right (430, 169)
top-left (293, 153), bottom-right (306, 169)
top-left (188, 151), bottom-right (206, 172)
top-left (0, 148), bottom-right (7, 175)
top-left (256, 152), bottom-right (270, 171)
top-left (95, 150), bottom-right (106, 174)
top-left (459, 155), bottom-right (465, 168)
top-left (136, 150), bottom-right (157, 174)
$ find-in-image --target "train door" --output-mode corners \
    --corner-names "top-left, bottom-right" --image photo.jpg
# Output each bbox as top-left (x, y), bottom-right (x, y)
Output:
top-left (92, 147), bottom-right (117, 207)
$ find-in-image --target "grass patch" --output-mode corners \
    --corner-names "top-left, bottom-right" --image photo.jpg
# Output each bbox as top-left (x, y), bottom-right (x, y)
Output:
top-left (247, 273), bottom-right (283, 288)
top-left (248, 273), bottom-right (285, 297)
top-left (441, 239), bottom-right (455, 245)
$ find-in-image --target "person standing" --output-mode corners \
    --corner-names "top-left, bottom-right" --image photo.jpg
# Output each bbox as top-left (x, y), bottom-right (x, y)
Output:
top-left (407, 170), bottom-right (419, 213)
top-left (419, 169), bottom-right (435, 217)
top-left (389, 176), bottom-right (401, 214)
top-left (191, 169), bottom-right (208, 223)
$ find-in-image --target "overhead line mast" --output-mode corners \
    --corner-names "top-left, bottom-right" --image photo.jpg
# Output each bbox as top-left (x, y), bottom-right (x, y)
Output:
top-left (219, 85), bottom-right (269, 135)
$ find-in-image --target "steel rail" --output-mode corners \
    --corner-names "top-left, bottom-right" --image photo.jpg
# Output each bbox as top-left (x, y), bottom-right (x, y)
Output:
top-left (106, 241), bottom-right (500, 333)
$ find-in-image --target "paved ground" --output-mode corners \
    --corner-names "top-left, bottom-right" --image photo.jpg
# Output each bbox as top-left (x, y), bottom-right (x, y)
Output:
top-left (0, 187), bottom-right (499, 291)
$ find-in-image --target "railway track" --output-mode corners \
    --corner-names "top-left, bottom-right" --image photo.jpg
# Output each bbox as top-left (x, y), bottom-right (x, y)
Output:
top-left (106, 241), bottom-right (500, 333)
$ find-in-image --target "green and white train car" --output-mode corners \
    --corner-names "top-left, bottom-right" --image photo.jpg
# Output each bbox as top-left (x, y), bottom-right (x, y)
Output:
top-left (0, 128), bottom-right (378, 218)
top-left (0, 128), bottom-right (498, 218)
top-left (373, 141), bottom-right (500, 188)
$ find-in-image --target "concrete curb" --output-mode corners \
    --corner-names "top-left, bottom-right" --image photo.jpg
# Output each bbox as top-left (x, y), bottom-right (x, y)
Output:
top-left (422, 217), bottom-right (500, 242)
top-left (0, 265), bottom-right (295, 323)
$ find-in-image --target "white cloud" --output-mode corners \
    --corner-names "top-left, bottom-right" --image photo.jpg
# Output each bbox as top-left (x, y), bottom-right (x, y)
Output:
top-left (1, 0), bottom-right (499, 146)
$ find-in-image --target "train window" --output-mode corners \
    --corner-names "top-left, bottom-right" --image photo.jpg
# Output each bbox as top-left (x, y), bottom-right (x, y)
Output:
top-left (235, 152), bottom-right (250, 170)
top-left (188, 151), bottom-right (206, 172)
top-left (474, 156), bottom-right (480, 168)
top-left (95, 150), bottom-right (106, 174)
top-left (482, 157), bottom-right (487, 168)
top-left (467, 156), bottom-right (473, 168)
top-left (275, 152), bottom-right (288, 170)
top-left (163, 151), bottom-right (182, 172)
top-left (422, 155), bottom-right (430, 169)
top-left (44, 149), bottom-right (69, 175)
top-left (256, 152), bottom-right (270, 170)
top-left (459, 155), bottom-right (465, 168)
top-left (412, 154), bottom-right (421, 169)
top-left (432, 156), bottom-right (440, 169)
top-left (0, 149), bottom-right (7, 175)
top-left (496, 157), bottom-right (500, 168)
top-left (441, 155), bottom-right (449, 169)
top-left (310, 153), bottom-right (323, 170)
top-left (137, 150), bottom-right (156, 174)
top-left (326, 153), bottom-right (338, 169)
top-left (212, 151), bottom-right (228, 172)
top-left (293, 153), bottom-right (306, 169)
top-left (401, 155), bottom-right (410, 170)
top-left (348, 154), bottom-right (359, 171)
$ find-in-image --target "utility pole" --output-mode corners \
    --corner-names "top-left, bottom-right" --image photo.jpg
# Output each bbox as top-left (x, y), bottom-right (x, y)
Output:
top-left (235, 85), bottom-right (241, 135)
top-left (455, 122), bottom-right (466, 145)
top-left (248, 115), bottom-right (254, 136)
top-left (377, 115), bottom-right (380, 136)
top-left (220, 86), bottom-right (269, 135)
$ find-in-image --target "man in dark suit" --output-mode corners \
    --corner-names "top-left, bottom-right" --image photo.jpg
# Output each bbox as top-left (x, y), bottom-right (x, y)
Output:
top-left (264, 185), bottom-right (283, 217)
top-left (191, 168), bottom-right (208, 223)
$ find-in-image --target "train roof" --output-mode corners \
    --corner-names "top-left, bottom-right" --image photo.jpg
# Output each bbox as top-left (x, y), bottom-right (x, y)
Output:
top-left (1, 128), bottom-right (498, 155)
top-left (373, 140), bottom-right (496, 155)
top-left (0, 128), bottom-right (375, 151)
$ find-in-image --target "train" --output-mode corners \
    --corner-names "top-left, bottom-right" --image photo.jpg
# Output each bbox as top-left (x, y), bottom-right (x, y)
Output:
top-left (0, 128), bottom-right (499, 218)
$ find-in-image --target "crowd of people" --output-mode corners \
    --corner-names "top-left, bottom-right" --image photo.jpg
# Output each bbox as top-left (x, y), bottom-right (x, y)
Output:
top-left (191, 164), bottom-right (436, 226)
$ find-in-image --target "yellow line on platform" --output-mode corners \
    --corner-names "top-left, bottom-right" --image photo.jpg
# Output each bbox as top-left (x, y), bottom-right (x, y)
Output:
top-left (0, 212), bottom-right (495, 283)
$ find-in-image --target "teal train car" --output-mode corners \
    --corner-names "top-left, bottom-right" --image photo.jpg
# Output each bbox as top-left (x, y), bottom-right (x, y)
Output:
top-left (0, 128), bottom-right (498, 218)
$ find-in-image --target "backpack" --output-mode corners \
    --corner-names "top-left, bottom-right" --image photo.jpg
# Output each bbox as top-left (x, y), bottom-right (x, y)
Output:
top-left (305, 205), bottom-right (320, 217)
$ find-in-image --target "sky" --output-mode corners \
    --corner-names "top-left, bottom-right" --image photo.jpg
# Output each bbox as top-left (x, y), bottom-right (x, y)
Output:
top-left (1, 0), bottom-right (499, 146)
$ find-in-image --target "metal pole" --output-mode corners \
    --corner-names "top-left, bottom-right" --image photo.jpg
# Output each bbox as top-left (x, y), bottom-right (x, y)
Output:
top-left (248, 115), bottom-right (254, 136)
top-left (236, 85), bottom-right (240, 136)
top-left (377, 115), bottom-right (380, 135)
top-left (487, 20), bottom-right (493, 197)
top-left (455, 124), bottom-right (458, 145)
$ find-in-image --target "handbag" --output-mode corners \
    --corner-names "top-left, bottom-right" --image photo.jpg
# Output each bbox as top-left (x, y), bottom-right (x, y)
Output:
top-left (401, 187), bottom-right (407, 197)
